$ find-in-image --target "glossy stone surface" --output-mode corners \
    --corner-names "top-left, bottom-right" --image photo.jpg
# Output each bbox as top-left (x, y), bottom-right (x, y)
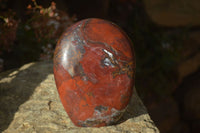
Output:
top-left (53, 18), bottom-right (136, 127)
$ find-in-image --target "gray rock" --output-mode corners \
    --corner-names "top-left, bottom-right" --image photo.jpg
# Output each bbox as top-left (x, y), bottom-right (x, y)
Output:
top-left (0, 61), bottom-right (159, 133)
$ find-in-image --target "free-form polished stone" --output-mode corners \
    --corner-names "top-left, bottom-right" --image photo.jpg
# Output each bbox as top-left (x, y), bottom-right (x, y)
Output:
top-left (53, 18), bottom-right (136, 127)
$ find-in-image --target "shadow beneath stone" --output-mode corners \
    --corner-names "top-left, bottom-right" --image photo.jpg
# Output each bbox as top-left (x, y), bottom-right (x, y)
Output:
top-left (0, 61), bottom-right (53, 132)
top-left (117, 87), bottom-right (148, 124)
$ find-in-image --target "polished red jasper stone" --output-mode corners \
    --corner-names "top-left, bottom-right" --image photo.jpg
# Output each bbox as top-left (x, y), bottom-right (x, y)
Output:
top-left (53, 18), bottom-right (136, 127)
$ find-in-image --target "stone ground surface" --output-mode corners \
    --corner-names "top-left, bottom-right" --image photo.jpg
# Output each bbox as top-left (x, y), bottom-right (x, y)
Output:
top-left (0, 61), bottom-right (159, 133)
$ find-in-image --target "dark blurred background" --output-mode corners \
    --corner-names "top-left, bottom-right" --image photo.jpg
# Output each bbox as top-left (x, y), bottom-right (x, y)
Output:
top-left (0, 0), bottom-right (200, 132)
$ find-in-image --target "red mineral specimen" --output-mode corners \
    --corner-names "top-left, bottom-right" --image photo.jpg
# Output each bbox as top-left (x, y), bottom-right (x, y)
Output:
top-left (53, 18), bottom-right (136, 127)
